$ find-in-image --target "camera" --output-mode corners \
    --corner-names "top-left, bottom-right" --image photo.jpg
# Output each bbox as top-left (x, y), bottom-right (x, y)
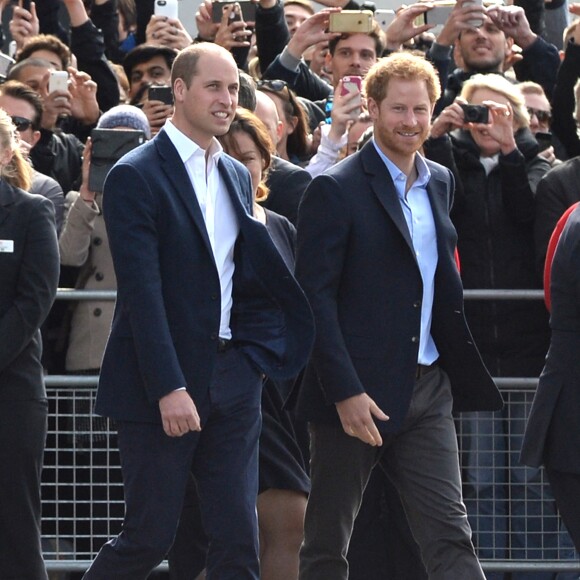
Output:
top-left (461, 104), bottom-right (489, 124)
top-left (148, 85), bottom-right (174, 105)
top-left (212, 1), bottom-right (257, 23)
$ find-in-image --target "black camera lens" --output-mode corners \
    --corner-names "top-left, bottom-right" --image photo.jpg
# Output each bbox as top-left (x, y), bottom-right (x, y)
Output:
top-left (460, 104), bottom-right (489, 124)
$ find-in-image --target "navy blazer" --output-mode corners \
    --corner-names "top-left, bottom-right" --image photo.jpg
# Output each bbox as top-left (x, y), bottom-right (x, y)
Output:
top-left (521, 205), bottom-right (580, 473)
top-left (95, 129), bottom-right (314, 423)
top-left (293, 141), bottom-right (502, 433)
top-left (0, 181), bottom-right (59, 401)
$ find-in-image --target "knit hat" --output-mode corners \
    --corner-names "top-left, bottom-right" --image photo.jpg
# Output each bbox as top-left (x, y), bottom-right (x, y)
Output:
top-left (97, 104), bottom-right (151, 139)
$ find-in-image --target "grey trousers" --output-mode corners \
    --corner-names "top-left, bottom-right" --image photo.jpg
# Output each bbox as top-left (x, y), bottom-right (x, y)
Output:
top-left (299, 367), bottom-right (485, 580)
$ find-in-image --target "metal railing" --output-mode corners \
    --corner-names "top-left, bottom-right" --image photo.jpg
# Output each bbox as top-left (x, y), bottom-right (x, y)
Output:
top-left (39, 288), bottom-right (580, 574)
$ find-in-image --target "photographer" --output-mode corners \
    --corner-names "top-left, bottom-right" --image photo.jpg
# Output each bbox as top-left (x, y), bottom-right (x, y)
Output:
top-left (425, 73), bottom-right (568, 575)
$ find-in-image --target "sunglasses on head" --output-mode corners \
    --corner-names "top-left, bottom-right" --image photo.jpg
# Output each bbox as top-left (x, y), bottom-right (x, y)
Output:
top-left (11, 116), bottom-right (33, 132)
top-left (257, 79), bottom-right (290, 97)
top-left (527, 107), bottom-right (551, 124)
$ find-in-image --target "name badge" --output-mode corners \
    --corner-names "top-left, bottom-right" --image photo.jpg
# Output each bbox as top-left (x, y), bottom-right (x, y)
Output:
top-left (0, 240), bottom-right (14, 253)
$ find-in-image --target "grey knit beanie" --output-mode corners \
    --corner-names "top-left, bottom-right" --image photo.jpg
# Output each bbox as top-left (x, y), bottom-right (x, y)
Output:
top-left (97, 104), bottom-right (151, 139)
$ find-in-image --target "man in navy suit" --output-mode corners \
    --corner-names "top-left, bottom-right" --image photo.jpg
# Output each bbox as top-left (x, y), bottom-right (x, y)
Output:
top-left (83, 43), bottom-right (314, 580)
top-left (294, 52), bottom-right (503, 579)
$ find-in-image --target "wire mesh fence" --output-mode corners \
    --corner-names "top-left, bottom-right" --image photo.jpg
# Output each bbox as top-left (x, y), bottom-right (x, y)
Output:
top-left (38, 289), bottom-right (580, 574)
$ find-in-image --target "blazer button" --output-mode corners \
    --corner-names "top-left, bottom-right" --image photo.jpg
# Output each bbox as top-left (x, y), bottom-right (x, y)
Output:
top-left (95, 272), bottom-right (104, 281)
top-left (413, 301), bottom-right (421, 308)
top-left (93, 308), bottom-right (102, 317)
top-left (93, 237), bottom-right (102, 246)
top-left (411, 336), bottom-right (419, 343)
top-left (211, 294), bottom-right (218, 301)
top-left (210, 332), bottom-right (217, 340)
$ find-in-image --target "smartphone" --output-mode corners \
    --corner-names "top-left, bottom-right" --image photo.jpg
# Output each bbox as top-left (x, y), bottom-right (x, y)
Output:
top-left (341, 75), bottom-right (362, 112)
top-left (374, 9), bottom-right (396, 31)
top-left (212, 1), bottom-right (257, 23)
top-left (328, 10), bottom-right (373, 33)
top-left (154, 0), bottom-right (179, 19)
top-left (0, 52), bottom-right (15, 79)
top-left (465, 0), bottom-right (484, 28)
top-left (148, 85), bottom-right (174, 105)
top-left (89, 129), bottom-right (146, 193)
top-left (48, 70), bottom-right (68, 94)
top-left (423, 3), bottom-right (455, 27)
top-left (535, 131), bottom-right (553, 152)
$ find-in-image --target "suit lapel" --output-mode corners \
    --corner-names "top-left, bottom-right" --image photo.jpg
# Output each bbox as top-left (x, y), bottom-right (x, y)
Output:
top-left (154, 130), bottom-right (214, 258)
top-left (360, 142), bottom-right (415, 254)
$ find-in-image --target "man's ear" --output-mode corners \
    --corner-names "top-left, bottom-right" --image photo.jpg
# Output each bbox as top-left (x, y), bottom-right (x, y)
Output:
top-left (324, 51), bottom-right (333, 72)
top-left (276, 120), bottom-right (284, 144)
top-left (367, 96), bottom-right (378, 120)
top-left (30, 129), bottom-right (41, 148)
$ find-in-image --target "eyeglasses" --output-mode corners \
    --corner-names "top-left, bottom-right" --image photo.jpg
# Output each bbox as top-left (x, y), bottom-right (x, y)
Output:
top-left (10, 116), bottom-right (33, 132)
top-left (527, 107), bottom-right (551, 124)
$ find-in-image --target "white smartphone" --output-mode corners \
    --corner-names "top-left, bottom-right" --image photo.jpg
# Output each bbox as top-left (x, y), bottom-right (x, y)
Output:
top-left (375, 9), bottom-right (396, 31)
top-left (48, 70), bottom-right (68, 93)
top-left (154, 0), bottom-right (179, 19)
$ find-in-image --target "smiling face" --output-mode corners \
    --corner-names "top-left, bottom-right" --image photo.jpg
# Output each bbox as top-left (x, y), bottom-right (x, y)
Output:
top-left (367, 77), bottom-right (433, 169)
top-left (468, 87), bottom-right (514, 156)
top-left (172, 50), bottom-right (239, 148)
top-left (457, 21), bottom-right (510, 73)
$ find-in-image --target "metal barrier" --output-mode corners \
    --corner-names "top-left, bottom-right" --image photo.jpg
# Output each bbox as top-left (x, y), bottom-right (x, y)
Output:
top-left (39, 289), bottom-right (580, 574)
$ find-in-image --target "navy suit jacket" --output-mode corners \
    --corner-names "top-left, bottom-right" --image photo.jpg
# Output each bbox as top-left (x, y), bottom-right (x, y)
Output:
top-left (0, 182), bottom-right (59, 401)
top-left (95, 129), bottom-right (314, 423)
top-left (293, 141), bottom-right (502, 433)
top-left (521, 205), bottom-right (580, 473)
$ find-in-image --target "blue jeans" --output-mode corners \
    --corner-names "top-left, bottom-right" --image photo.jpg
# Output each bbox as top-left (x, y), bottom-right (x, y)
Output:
top-left (460, 394), bottom-right (578, 580)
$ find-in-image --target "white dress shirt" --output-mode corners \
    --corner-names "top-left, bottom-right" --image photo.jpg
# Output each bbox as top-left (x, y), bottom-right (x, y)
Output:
top-left (164, 120), bottom-right (239, 340)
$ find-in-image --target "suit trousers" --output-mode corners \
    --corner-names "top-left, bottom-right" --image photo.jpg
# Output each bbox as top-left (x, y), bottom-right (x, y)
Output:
top-left (0, 398), bottom-right (48, 580)
top-left (299, 367), bottom-right (484, 580)
top-left (83, 346), bottom-right (263, 580)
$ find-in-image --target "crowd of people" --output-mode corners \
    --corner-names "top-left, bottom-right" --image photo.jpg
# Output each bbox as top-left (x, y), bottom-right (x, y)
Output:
top-left (3, 0), bottom-right (580, 578)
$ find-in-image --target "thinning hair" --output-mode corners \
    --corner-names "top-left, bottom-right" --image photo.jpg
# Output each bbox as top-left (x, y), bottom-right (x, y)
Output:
top-left (171, 43), bottom-right (235, 89)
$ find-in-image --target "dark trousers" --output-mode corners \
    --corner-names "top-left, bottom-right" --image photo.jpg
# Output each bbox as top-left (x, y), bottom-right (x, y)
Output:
top-left (83, 347), bottom-right (263, 580)
top-left (545, 468), bottom-right (580, 552)
top-left (299, 368), bottom-right (484, 580)
top-left (0, 398), bottom-right (48, 580)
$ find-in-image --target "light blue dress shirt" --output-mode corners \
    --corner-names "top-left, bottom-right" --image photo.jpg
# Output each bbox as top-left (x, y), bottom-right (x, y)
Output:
top-left (373, 139), bottom-right (439, 366)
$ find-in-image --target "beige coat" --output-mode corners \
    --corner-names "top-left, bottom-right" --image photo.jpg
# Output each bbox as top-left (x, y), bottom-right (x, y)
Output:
top-left (59, 191), bottom-right (116, 371)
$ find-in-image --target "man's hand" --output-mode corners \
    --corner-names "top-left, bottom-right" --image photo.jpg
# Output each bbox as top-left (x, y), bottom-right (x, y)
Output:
top-left (9, 1), bottom-right (39, 51)
top-left (328, 78), bottom-right (363, 142)
top-left (487, 5), bottom-right (536, 50)
top-left (385, 4), bottom-right (434, 52)
top-left (146, 14), bottom-right (194, 50)
top-left (286, 9), bottom-right (341, 60)
top-left (142, 97), bottom-right (173, 137)
top-left (336, 393), bottom-right (389, 447)
top-left (436, 0), bottom-right (487, 47)
top-left (159, 390), bottom-right (201, 437)
top-left (68, 67), bottom-right (100, 126)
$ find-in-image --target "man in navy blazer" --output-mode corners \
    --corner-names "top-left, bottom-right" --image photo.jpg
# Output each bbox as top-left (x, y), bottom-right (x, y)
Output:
top-left (294, 52), bottom-right (503, 579)
top-left (83, 44), bottom-right (314, 580)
